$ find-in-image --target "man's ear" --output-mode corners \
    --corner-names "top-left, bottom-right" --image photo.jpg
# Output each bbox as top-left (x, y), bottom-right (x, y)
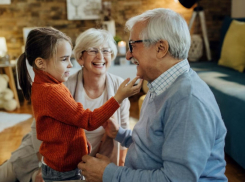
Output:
top-left (34, 57), bottom-right (46, 70)
top-left (156, 40), bottom-right (169, 59)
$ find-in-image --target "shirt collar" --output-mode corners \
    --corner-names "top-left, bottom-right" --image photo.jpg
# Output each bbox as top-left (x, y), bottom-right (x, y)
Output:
top-left (33, 69), bottom-right (61, 84)
top-left (147, 59), bottom-right (190, 98)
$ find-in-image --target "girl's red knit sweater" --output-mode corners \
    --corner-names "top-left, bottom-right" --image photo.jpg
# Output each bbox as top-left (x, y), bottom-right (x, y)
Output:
top-left (31, 70), bottom-right (120, 172)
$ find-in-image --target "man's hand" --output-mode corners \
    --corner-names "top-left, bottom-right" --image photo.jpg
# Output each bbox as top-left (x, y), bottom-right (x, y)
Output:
top-left (102, 116), bottom-right (119, 139)
top-left (78, 154), bottom-right (111, 182)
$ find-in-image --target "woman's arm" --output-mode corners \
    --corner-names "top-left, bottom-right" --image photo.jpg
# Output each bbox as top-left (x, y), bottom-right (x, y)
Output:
top-left (31, 120), bottom-right (44, 182)
top-left (119, 149), bottom-right (127, 166)
top-left (30, 119), bottom-right (42, 153)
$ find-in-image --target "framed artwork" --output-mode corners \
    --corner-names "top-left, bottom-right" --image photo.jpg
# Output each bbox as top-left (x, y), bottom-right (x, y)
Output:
top-left (102, 20), bottom-right (115, 37)
top-left (0, 0), bottom-right (11, 4)
top-left (66, 0), bottom-right (102, 20)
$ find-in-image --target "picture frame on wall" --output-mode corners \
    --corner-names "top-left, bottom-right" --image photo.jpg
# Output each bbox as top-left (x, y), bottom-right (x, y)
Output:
top-left (0, 0), bottom-right (11, 4)
top-left (102, 20), bottom-right (116, 37)
top-left (66, 0), bottom-right (102, 20)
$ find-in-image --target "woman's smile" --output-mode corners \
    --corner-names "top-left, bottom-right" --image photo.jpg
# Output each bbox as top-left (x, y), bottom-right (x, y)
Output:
top-left (92, 62), bottom-right (106, 68)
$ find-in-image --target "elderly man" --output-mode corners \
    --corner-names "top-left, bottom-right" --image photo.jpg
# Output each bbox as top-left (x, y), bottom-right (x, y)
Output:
top-left (78, 8), bottom-right (228, 182)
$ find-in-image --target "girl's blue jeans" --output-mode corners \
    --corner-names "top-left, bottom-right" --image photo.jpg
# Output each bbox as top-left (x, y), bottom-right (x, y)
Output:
top-left (41, 164), bottom-right (82, 182)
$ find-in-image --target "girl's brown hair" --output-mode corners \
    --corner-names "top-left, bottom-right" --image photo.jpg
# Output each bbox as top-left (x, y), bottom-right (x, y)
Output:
top-left (17, 27), bottom-right (72, 101)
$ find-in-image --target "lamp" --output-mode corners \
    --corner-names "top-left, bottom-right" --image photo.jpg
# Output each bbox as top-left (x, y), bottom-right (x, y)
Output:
top-left (0, 37), bottom-right (9, 65)
top-left (178, 0), bottom-right (212, 61)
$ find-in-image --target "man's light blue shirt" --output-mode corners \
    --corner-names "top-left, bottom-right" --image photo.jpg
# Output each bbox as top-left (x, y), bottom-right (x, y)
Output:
top-left (103, 60), bottom-right (227, 182)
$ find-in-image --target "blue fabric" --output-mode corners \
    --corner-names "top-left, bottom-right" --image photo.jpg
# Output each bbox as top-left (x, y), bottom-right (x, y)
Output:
top-left (41, 164), bottom-right (81, 182)
top-left (103, 68), bottom-right (227, 182)
top-left (190, 61), bottom-right (245, 170)
top-left (218, 16), bottom-right (245, 59)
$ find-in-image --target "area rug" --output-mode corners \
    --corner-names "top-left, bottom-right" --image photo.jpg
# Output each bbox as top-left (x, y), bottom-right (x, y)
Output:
top-left (0, 111), bottom-right (32, 133)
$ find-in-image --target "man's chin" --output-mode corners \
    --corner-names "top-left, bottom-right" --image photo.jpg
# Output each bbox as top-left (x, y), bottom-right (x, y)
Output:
top-left (136, 73), bottom-right (143, 79)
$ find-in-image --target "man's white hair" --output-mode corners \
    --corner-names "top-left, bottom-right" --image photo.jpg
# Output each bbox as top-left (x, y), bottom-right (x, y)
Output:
top-left (125, 8), bottom-right (191, 60)
top-left (73, 28), bottom-right (117, 61)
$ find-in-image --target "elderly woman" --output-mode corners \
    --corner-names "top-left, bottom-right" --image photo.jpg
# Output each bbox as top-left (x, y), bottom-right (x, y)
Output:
top-left (65, 28), bottom-right (130, 166)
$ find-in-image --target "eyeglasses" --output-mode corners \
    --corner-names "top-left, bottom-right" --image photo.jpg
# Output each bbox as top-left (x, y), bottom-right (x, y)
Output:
top-left (82, 47), bottom-right (112, 56)
top-left (128, 40), bottom-right (150, 53)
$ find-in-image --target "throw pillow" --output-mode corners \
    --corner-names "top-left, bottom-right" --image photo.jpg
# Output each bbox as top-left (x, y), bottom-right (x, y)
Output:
top-left (218, 16), bottom-right (245, 59)
top-left (218, 20), bottom-right (245, 72)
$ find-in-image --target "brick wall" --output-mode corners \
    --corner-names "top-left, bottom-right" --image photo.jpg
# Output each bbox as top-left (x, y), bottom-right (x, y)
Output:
top-left (0, 0), bottom-right (231, 60)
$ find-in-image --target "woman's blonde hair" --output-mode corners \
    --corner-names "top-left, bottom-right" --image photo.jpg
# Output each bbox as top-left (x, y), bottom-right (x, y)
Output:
top-left (73, 28), bottom-right (117, 61)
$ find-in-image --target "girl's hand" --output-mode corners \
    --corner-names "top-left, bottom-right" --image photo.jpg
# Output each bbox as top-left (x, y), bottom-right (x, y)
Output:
top-left (114, 77), bottom-right (143, 104)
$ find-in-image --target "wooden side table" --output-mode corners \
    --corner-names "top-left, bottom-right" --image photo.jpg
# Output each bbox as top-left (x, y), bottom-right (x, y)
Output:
top-left (0, 64), bottom-right (20, 108)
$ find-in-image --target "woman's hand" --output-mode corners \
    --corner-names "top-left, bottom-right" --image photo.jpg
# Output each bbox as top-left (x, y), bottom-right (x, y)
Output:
top-left (119, 149), bottom-right (127, 166)
top-left (102, 116), bottom-right (119, 139)
top-left (87, 140), bottom-right (92, 154)
top-left (114, 77), bottom-right (143, 104)
top-left (35, 168), bottom-right (44, 182)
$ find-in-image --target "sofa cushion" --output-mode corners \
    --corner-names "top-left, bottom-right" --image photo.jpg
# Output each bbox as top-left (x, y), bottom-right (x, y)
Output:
top-left (218, 20), bottom-right (245, 72)
top-left (191, 62), bottom-right (245, 100)
top-left (218, 16), bottom-right (245, 59)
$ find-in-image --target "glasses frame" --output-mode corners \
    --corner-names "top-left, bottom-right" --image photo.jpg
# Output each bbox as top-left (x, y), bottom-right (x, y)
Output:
top-left (128, 40), bottom-right (150, 53)
top-left (82, 47), bottom-right (113, 56)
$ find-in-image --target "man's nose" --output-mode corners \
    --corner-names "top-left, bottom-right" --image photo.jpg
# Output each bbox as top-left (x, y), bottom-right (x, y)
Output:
top-left (126, 49), bottom-right (133, 60)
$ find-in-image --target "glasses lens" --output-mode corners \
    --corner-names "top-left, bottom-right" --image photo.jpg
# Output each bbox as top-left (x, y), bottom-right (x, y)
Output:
top-left (86, 48), bottom-right (112, 56)
top-left (128, 42), bottom-right (132, 53)
top-left (86, 48), bottom-right (98, 56)
top-left (101, 48), bottom-right (112, 55)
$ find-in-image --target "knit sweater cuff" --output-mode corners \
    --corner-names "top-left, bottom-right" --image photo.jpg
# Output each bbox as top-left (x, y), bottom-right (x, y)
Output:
top-left (112, 96), bottom-right (121, 105)
top-left (111, 96), bottom-right (121, 106)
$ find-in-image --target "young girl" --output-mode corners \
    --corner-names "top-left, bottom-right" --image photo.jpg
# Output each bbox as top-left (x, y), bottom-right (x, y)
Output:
top-left (17, 27), bottom-right (142, 181)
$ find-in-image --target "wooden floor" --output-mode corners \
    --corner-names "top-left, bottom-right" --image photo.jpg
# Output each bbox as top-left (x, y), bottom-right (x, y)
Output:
top-left (0, 93), bottom-right (245, 181)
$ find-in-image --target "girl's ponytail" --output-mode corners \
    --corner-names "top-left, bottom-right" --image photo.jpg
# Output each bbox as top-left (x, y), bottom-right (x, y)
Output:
top-left (17, 53), bottom-right (32, 101)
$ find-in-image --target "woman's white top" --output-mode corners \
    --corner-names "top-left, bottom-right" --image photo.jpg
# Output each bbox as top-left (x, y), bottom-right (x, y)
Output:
top-left (81, 89), bottom-right (108, 157)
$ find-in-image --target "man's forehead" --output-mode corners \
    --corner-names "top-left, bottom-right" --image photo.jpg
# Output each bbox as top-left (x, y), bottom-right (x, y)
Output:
top-left (129, 21), bottom-right (146, 40)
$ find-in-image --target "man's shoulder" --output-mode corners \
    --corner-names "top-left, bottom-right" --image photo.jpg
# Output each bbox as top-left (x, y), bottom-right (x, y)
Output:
top-left (159, 71), bottom-right (200, 102)
top-left (164, 70), bottom-right (212, 105)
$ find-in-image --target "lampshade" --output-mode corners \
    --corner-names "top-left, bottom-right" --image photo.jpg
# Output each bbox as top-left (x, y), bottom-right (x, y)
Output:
top-left (178, 0), bottom-right (197, 8)
top-left (0, 37), bottom-right (7, 57)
